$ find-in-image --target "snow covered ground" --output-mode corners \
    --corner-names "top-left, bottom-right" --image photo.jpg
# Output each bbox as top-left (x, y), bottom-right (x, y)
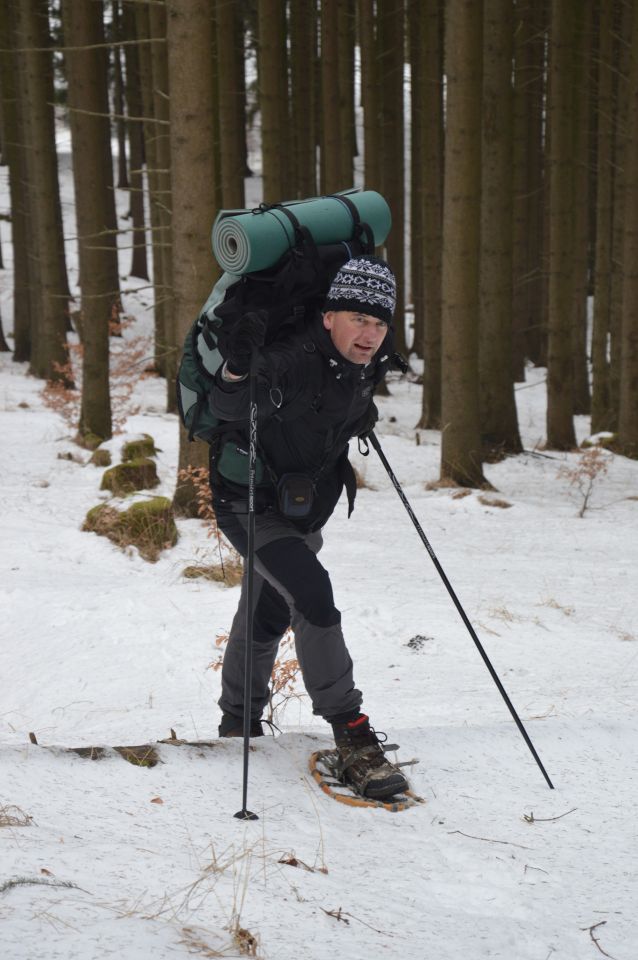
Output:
top-left (2, 145), bottom-right (638, 959)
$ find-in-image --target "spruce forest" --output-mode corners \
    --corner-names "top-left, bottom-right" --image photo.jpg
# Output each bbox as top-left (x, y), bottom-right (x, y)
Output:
top-left (1, 0), bottom-right (638, 491)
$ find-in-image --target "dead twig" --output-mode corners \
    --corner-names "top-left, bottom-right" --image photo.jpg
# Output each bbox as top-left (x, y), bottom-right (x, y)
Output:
top-left (523, 808), bottom-right (577, 824)
top-left (0, 876), bottom-right (85, 896)
top-left (448, 830), bottom-right (532, 850)
top-left (321, 907), bottom-right (392, 935)
top-left (581, 920), bottom-right (616, 959)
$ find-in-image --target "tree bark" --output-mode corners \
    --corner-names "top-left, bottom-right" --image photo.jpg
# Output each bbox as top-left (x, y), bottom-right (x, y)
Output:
top-left (440, 0), bottom-right (487, 486)
top-left (217, 0), bottom-right (245, 208)
top-left (525, 0), bottom-right (547, 367)
top-left (16, 0), bottom-right (69, 381)
top-left (358, 0), bottom-right (380, 191)
top-left (609, 0), bottom-right (633, 430)
top-left (167, 0), bottom-right (219, 514)
top-left (617, 0), bottom-right (638, 456)
top-left (545, 0), bottom-right (577, 450)
top-left (149, 0), bottom-right (175, 400)
top-left (591, 0), bottom-right (615, 432)
top-left (63, 0), bottom-right (114, 440)
top-left (134, 1), bottom-right (167, 379)
top-left (321, 0), bottom-right (342, 193)
top-left (479, 0), bottom-right (522, 455)
top-left (0, 0), bottom-right (31, 361)
top-left (570, 0), bottom-right (594, 417)
top-left (112, 1), bottom-right (129, 191)
top-left (377, 0), bottom-right (407, 356)
top-left (258, 0), bottom-right (287, 202)
top-left (122, 1), bottom-right (149, 281)
top-left (290, 0), bottom-right (317, 198)
top-left (416, 0), bottom-right (443, 429)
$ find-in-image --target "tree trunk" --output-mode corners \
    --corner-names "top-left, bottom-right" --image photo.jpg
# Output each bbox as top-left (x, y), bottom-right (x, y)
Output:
top-left (290, 0), bottom-right (317, 197)
top-left (134, 1), bottom-right (167, 379)
top-left (617, 0), bottom-right (638, 457)
top-left (167, 0), bottom-right (219, 514)
top-left (321, 0), bottom-right (342, 193)
top-left (0, 0), bottom-right (31, 361)
top-left (511, 0), bottom-right (533, 381)
top-left (609, 0), bottom-right (633, 430)
top-left (377, 0), bottom-right (407, 356)
top-left (416, 0), bottom-right (443, 429)
top-left (570, 0), bottom-right (594, 417)
top-left (479, 0), bottom-right (522, 456)
top-left (338, 0), bottom-right (355, 186)
top-left (409, 0), bottom-right (425, 357)
top-left (591, 0), bottom-right (615, 432)
top-left (149, 0), bottom-right (175, 400)
top-left (545, 0), bottom-right (577, 450)
top-left (440, 0), bottom-right (487, 487)
top-left (358, 0), bottom-right (380, 191)
top-left (258, 0), bottom-right (287, 202)
top-left (525, 0), bottom-right (547, 367)
top-left (16, 0), bottom-right (69, 381)
top-left (112, 1), bottom-right (129, 191)
top-left (217, 0), bottom-right (245, 208)
top-left (63, 0), bottom-right (114, 441)
top-left (122, 2), bottom-right (149, 281)
top-left (0, 309), bottom-right (10, 351)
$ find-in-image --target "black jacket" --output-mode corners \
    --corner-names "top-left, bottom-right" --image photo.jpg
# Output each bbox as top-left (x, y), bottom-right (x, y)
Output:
top-left (208, 313), bottom-right (391, 530)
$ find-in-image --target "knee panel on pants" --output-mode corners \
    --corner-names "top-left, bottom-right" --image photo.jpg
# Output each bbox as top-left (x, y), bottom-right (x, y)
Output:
top-left (256, 537), bottom-right (341, 629)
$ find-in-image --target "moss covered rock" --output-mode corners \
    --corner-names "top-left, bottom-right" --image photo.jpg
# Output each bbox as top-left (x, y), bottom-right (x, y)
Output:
top-left (100, 458), bottom-right (159, 496)
top-left (121, 434), bottom-right (159, 462)
top-left (79, 432), bottom-right (104, 451)
top-left (90, 448), bottom-right (112, 467)
top-left (83, 497), bottom-right (178, 562)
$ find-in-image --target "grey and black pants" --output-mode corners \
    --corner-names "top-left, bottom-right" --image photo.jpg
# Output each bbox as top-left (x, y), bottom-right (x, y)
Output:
top-left (215, 507), bottom-right (363, 722)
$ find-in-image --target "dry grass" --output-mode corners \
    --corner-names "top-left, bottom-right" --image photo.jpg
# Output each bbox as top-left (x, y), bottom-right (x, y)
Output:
top-left (182, 562), bottom-right (243, 588)
top-left (478, 495), bottom-right (513, 509)
top-left (0, 805), bottom-right (34, 828)
top-left (83, 497), bottom-right (178, 562)
top-left (539, 598), bottom-right (575, 616)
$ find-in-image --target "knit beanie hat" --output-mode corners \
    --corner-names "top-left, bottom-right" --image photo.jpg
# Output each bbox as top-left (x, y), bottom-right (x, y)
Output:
top-left (323, 255), bottom-right (396, 325)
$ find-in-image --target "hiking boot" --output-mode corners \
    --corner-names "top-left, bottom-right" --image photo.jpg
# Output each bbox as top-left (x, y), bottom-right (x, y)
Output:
top-left (219, 713), bottom-right (264, 738)
top-left (331, 714), bottom-right (409, 800)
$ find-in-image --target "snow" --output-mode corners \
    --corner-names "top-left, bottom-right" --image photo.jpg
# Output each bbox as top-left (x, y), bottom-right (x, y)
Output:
top-left (2, 153), bottom-right (638, 960)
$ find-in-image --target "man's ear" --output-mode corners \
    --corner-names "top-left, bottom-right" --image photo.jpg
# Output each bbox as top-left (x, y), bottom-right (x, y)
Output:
top-left (322, 311), bottom-right (333, 331)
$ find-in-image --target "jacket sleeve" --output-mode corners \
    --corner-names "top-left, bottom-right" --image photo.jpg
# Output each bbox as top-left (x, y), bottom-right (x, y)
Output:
top-left (208, 343), bottom-right (303, 422)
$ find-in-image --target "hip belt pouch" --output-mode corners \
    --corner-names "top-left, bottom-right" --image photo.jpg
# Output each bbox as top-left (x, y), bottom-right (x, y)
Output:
top-left (277, 473), bottom-right (315, 518)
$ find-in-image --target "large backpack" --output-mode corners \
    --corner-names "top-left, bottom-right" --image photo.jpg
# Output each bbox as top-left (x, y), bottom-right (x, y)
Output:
top-left (176, 205), bottom-right (375, 446)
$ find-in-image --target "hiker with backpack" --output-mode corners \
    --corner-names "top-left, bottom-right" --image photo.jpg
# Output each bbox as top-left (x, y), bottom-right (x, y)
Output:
top-left (209, 255), bottom-right (409, 800)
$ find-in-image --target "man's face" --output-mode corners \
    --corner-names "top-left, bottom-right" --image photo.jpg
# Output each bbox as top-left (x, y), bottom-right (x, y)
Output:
top-left (322, 310), bottom-right (388, 365)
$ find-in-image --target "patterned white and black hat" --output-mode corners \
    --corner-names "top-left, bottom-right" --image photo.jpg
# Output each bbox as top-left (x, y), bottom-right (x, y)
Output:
top-left (323, 255), bottom-right (396, 325)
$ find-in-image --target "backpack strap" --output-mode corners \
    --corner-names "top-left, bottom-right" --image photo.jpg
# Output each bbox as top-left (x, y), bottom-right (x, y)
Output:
top-left (328, 193), bottom-right (375, 254)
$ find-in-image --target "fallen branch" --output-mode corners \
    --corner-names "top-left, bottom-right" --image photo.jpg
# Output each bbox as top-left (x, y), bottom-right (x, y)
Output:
top-left (523, 808), bottom-right (577, 824)
top-left (581, 920), bottom-right (616, 960)
top-left (447, 830), bottom-right (531, 850)
top-left (0, 876), bottom-right (84, 896)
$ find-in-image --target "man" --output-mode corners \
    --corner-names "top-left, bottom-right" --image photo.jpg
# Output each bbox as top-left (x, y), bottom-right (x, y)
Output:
top-left (208, 255), bottom-right (408, 800)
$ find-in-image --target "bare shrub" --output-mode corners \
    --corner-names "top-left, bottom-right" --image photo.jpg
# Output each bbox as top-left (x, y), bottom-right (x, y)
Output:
top-left (41, 315), bottom-right (150, 437)
top-left (210, 628), bottom-right (304, 725)
top-left (559, 447), bottom-right (612, 517)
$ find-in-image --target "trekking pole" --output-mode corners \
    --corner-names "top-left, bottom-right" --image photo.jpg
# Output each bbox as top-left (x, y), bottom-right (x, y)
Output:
top-left (234, 347), bottom-right (260, 821)
top-left (368, 431), bottom-right (554, 790)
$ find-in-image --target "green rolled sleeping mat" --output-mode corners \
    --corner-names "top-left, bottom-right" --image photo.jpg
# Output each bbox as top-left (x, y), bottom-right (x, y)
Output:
top-left (211, 189), bottom-right (391, 275)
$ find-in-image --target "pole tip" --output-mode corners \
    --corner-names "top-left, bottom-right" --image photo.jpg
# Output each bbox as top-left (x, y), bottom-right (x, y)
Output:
top-left (234, 809), bottom-right (259, 821)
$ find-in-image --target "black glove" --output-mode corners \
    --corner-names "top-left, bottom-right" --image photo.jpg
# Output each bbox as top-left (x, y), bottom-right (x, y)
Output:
top-left (225, 311), bottom-right (267, 376)
top-left (357, 400), bottom-right (379, 439)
